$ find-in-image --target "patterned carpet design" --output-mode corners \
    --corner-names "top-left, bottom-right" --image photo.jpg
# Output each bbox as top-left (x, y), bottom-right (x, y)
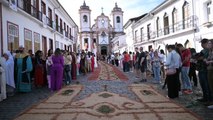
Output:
top-left (15, 84), bottom-right (201, 120)
top-left (88, 61), bottom-right (128, 81)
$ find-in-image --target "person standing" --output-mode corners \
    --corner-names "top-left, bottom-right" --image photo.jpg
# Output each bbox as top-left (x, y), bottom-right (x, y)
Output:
top-left (34, 50), bottom-right (45, 87)
top-left (87, 52), bottom-right (92, 72)
top-left (119, 53), bottom-right (124, 69)
top-left (71, 52), bottom-right (77, 80)
top-left (196, 39), bottom-right (212, 102)
top-left (28, 49), bottom-right (35, 81)
top-left (159, 49), bottom-right (166, 79)
top-left (152, 50), bottom-right (161, 84)
top-left (129, 52), bottom-right (133, 72)
top-left (14, 46), bottom-right (33, 92)
top-left (91, 53), bottom-right (95, 72)
top-left (50, 48), bottom-right (64, 91)
top-left (134, 47), bottom-right (140, 79)
top-left (76, 53), bottom-right (80, 76)
top-left (3, 51), bottom-right (15, 96)
top-left (176, 44), bottom-right (193, 94)
top-left (111, 53), bottom-right (115, 65)
top-left (0, 57), bottom-right (6, 101)
top-left (206, 39), bottom-right (213, 108)
top-left (80, 52), bottom-right (86, 75)
top-left (165, 45), bottom-right (181, 99)
top-left (123, 51), bottom-right (130, 72)
top-left (139, 47), bottom-right (147, 82)
top-left (46, 49), bottom-right (53, 88)
top-left (189, 48), bottom-right (198, 87)
top-left (115, 53), bottom-right (119, 67)
top-left (64, 51), bottom-right (72, 85)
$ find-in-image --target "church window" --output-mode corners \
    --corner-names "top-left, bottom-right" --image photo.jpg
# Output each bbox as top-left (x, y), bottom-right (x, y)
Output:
top-left (83, 15), bottom-right (88, 22)
top-left (116, 16), bottom-right (120, 23)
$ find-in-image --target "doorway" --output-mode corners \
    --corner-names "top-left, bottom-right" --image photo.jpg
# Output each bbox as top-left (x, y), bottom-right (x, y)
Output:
top-left (101, 46), bottom-right (107, 55)
top-left (49, 38), bottom-right (53, 50)
top-left (42, 36), bottom-right (47, 56)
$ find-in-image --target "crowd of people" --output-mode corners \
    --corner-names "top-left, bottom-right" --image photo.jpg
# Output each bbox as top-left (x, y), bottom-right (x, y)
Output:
top-left (0, 39), bottom-right (213, 110)
top-left (106, 38), bottom-right (213, 109)
top-left (0, 47), bottom-right (96, 101)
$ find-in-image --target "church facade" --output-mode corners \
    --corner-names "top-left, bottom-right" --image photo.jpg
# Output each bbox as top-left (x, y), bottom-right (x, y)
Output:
top-left (78, 1), bottom-right (124, 56)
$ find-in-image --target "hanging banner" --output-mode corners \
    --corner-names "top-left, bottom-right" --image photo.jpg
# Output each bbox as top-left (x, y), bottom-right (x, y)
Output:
top-left (9, 0), bottom-right (17, 11)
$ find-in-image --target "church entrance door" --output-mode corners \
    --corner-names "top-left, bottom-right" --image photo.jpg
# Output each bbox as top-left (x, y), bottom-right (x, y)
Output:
top-left (101, 46), bottom-right (107, 55)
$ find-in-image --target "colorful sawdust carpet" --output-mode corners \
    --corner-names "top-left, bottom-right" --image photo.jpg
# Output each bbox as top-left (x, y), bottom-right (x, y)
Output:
top-left (88, 61), bottom-right (128, 81)
top-left (15, 84), bottom-right (201, 120)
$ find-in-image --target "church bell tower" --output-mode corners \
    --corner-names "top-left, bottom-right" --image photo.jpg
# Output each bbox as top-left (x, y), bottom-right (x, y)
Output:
top-left (111, 3), bottom-right (124, 33)
top-left (79, 1), bottom-right (92, 51)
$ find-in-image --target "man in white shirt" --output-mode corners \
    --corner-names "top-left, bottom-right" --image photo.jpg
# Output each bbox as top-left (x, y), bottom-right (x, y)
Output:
top-left (164, 45), bottom-right (182, 99)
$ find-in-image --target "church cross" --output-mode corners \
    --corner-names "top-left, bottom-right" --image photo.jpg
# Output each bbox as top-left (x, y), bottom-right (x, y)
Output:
top-left (101, 7), bottom-right (104, 13)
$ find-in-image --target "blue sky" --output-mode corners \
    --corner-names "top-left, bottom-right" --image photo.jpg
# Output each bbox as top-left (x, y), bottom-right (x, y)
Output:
top-left (59, 0), bottom-right (165, 26)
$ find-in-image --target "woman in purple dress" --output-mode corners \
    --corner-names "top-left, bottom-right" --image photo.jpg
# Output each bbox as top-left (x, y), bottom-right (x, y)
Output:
top-left (50, 48), bottom-right (64, 91)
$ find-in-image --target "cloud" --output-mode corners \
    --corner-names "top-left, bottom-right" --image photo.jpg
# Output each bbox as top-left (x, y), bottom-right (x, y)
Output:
top-left (58, 0), bottom-right (164, 26)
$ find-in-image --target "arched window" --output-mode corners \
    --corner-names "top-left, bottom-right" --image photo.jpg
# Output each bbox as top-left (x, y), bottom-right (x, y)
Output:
top-left (182, 1), bottom-right (190, 29)
top-left (83, 15), bottom-right (88, 22)
top-left (156, 17), bottom-right (160, 37)
top-left (163, 13), bottom-right (169, 35)
top-left (116, 16), bottom-right (120, 23)
top-left (172, 8), bottom-right (178, 32)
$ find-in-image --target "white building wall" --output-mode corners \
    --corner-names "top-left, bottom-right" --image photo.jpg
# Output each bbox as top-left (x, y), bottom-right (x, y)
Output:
top-left (131, 0), bottom-right (201, 52)
top-left (194, 0), bottom-right (213, 52)
top-left (124, 24), bottom-right (134, 52)
top-left (2, 5), bottom-right (53, 53)
top-left (1, 0), bottom-right (78, 54)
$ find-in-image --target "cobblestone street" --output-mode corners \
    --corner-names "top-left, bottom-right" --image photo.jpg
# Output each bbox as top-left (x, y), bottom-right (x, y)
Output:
top-left (1, 62), bottom-right (212, 120)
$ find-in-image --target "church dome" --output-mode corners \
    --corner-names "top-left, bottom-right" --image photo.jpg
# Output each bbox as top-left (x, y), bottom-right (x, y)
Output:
top-left (80, 1), bottom-right (90, 10)
top-left (112, 3), bottom-right (122, 12)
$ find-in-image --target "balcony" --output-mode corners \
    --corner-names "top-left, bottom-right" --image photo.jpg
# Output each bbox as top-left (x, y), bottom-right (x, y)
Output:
top-left (17, 2), bottom-right (42, 22)
top-left (156, 15), bottom-right (197, 38)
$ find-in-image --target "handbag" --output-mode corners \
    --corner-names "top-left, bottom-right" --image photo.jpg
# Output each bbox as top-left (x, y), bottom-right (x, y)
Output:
top-left (166, 68), bottom-right (176, 75)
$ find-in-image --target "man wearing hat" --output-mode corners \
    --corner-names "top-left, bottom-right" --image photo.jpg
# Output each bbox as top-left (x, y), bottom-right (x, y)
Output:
top-left (14, 46), bottom-right (33, 92)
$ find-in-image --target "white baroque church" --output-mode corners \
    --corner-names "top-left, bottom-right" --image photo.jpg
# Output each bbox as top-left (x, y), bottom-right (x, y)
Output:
top-left (79, 1), bottom-right (124, 56)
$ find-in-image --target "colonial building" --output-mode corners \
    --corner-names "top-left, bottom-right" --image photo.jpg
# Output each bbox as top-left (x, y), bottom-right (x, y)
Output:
top-left (0, 0), bottom-right (78, 55)
top-left (78, 1), bottom-right (124, 56)
top-left (126, 0), bottom-right (213, 53)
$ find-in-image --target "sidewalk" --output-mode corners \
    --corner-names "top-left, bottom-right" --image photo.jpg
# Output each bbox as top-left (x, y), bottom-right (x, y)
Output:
top-left (0, 87), bottom-right (52, 120)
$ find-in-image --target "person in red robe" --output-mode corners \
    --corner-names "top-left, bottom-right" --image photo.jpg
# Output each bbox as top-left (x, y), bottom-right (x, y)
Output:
top-left (71, 52), bottom-right (77, 80)
top-left (91, 53), bottom-right (95, 72)
top-left (34, 50), bottom-right (45, 87)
